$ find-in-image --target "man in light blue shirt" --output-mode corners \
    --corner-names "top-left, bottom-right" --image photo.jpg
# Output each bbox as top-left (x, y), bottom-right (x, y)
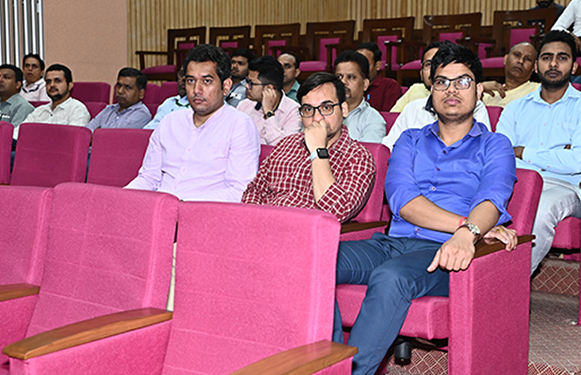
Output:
top-left (145, 67), bottom-right (189, 129)
top-left (497, 30), bottom-right (581, 275)
top-left (334, 51), bottom-right (386, 143)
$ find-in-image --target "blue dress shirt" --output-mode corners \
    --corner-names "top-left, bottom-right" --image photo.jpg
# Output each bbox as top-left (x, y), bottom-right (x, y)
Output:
top-left (144, 95), bottom-right (189, 129)
top-left (386, 120), bottom-right (516, 243)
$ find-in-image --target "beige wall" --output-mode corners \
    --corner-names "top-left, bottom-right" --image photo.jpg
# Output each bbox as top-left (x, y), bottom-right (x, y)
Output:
top-left (44, 0), bottom-right (127, 83)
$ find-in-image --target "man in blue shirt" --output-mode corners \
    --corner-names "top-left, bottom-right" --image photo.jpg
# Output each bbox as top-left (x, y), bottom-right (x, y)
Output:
top-left (497, 30), bottom-right (581, 275)
top-left (145, 67), bottom-right (189, 129)
top-left (333, 43), bottom-right (518, 375)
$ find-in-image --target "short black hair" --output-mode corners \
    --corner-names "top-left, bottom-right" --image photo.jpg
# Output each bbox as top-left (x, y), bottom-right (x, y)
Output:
top-left (423, 41), bottom-right (452, 62)
top-left (45, 64), bottom-right (73, 84)
top-left (430, 42), bottom-right (483, 83)
top-left (182, 44), bottom-right (231, 85)
top-left (297, 72), bottom-right (346, 104)
top-left (118, 67), bottom-right (147, 90)
top-left (248, 55), bottom-right (284, 92)
top-left (357, 41), bottom-right (382, 64)
top-left (280, 51), bottom-right (301, 69)
top-left (22, 53), bottom-right (45, 71)
top-left (0, 64), bottom-right (24, 84)
top-left (230, 48), bottom-right (256, 63)
top-left (538, 30), bottom-right (577, 59)
top-left (334, 50), bottom-right (369, 79)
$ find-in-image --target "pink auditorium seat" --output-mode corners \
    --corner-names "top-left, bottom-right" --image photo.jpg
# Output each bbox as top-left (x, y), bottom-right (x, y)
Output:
top-left (572, 82), bottom-right (581, 91)
top-left (336, 168), bottom-right (543, 375)
top-left (159, 81), bottom-right (178, 102)
top-left (86, 128), bottom-right (153, 187)
top-left (0, 186), bottom-right (52, 364)
top-left (299, 21), bottom-right (355, 73)
top-left (83, 101), bottom-right (107, 119)
top-left (0, 121), bottom-right (14, 184)
top-left (486, 105), bottom-right (503, 132)
top-left (340, 142), bottom-right (390, 241)
top-left (380, 111), bottom-right (400, 135)
top-left (10, 123), bottom-right (91, 187)
top-left (28, 101), bottom-right (49, 108)
top-left (112, 83), bottom-right (161, 110)
top-left (2, 183), bottom-right (179, 374)
top-left (258, 144), bottom-right (274, 165)
top-left (71, 82), bottom-right (111, 104)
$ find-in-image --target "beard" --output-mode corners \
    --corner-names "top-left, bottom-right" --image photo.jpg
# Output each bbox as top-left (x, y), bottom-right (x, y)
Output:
top-left (48, 91), bottom-right (66, 102)
top-left (539, 69), bottom-right (571, 90)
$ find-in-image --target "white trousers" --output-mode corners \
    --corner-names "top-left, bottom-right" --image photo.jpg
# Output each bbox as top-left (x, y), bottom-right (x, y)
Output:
top-left (531, 178), bottom-right (581, 275)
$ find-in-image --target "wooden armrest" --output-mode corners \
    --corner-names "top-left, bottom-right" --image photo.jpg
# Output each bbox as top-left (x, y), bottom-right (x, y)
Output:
top-left (474, 234), bottom-right (535, 259)
top-left (340, 221), bottom-right (388, 234)
top-left (230, 340), bottom-right (357, 375)
top-left (0, 283), bottom-right (40, 302)
top-left (134, 50), bottom-right (168, 56)
top-left (3, 307), bottom-right (172, 360)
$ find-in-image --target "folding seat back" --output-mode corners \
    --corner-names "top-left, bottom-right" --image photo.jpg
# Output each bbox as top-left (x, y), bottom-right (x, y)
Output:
top-left (258, 144), bottom-right (274, 165)
top-left (160, 81), bottom-right (178, 102)
top-left (71, 82), bottom-right (111, 104)
top-left (24, 183), bottom-right (178, 337)
top-left (167, 202), bottom-right (344, 374)
top-left (84, 101), bottom-right (107, 119)
top-left (0, 121), bottom-right (13, 184)
top-left (86, 128), bottom-right (153, 187)
top-left (11, 123), bottom-right (91, 187)
top-left (486, 105), bottom-right (503, 132)
top-left (380, 111), bottom-right (400, 134)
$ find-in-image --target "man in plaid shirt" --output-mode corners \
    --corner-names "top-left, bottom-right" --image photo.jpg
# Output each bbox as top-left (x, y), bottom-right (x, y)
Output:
top-left (242, 72), bottom-right (376, 223)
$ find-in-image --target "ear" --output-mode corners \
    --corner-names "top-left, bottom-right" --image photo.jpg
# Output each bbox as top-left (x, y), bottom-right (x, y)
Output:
top-left (15, 81), bottom-right (22, 91)
top-left (294, 68), bottom-right (301, 78)
top-left (340, 101), bottom-right (349, 117)
top-left (374, 60), bottom-right (382, 72)
top-left (534, 60), bottom-right (539, 75)
top-left (363, 78), bottom-right (370, 92)
top-left (503, 54), bottom-right (509, 66)
top-left (222, 77), bottom-right (233, 95)
top-left (476, 82), bottom-right (484, 100)
top-left (68, 82), bottom-right (74, 92)
top-left (138, 88), bottom-right (145, 100)
top-left (573, 60), bottom-right (579, 75)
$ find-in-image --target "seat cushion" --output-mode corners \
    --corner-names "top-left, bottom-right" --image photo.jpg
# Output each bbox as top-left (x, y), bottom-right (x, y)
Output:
top-left (480, 57), bottom-right (505, 69)
top-left (300, 60), bottom-right (328, 72)
top-left (400, 59), bottom-right (421, 70)
top-left (142, 65), bottom-right (177, 74)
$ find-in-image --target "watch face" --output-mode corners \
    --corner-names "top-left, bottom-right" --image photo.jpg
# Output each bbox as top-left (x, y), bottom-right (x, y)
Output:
top-left (317, 148), bottom-right (329, 159)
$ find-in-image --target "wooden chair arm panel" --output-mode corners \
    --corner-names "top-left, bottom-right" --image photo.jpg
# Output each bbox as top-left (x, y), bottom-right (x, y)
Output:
top-left (230, 340), bottom-right (357, 375)
top-left (0, 284), bottom-right (40, 302)
top-left (474, 234), bottom-right (534, 259)
top-left (3, 307), bottom-right (172, 360)
top-left (340, 221), bottom-right (388, 234)
top-left (134, 50), bottom-right (168, 56)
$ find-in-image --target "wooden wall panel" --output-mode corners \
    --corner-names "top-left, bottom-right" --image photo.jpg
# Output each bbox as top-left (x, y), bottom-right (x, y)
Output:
top-left (127, 0), bottom-right (572, 70)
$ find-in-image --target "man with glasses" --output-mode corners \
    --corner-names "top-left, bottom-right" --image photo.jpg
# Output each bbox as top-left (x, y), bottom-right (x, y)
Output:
top-left (237, 55), bottom-right (301, 145)
top-left (242, 72), bottom-right (376, 224)
top-left (334, 43), bottom-right (517, 375)
top-left (144, 67), bottom-right (189, 129)
top-left (497, 30), bottom-right (581, 275)
top-left (382, 41), bottom-right (490, 150)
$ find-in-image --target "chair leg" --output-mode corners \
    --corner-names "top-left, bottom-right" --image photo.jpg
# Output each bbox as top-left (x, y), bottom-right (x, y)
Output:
top-left (393, 337), bottom-right (412, 365)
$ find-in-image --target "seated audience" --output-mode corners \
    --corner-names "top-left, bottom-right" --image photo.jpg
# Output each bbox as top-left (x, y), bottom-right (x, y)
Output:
top-left (497, 30), bottom-right (581, 275)
top-left (237, 55), bottom-right (301, 146)
top-left (225, 48), bottom-right (255, 107)
top-left (532, 0), bottom-right (566, 32)
top-left (0, 64), bottom-right (34, 145)
top-left (356, 42), bottom-right (402, 111)
top-left (86, 67), bottom-right (151, 131)
top-left (126, 44), bottom-right (260, 202)
top-left (382, 42), bottom-right (491, 150)
top-left (390, 41), bottom-right (444, 112)
top-left (277, 52), bottom-right (301, 103)
top-left (20, 53), bottom-right (50, 102)
top-left (333, 42), bottom-right (517, 375)
top-left (482, 42), bottom-right (539, 107)
top-left (334, 51), bottom-right (386, 143)
top-left (242, 72), bottom-right (376, 223)
top-left (22, 64), bottom-right (90, 133)
top-left (144, 67), bottom-right (188, 129)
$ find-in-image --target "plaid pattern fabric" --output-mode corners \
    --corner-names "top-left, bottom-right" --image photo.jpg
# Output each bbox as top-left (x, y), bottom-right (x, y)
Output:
top-left (242, 126), bottom-right (376, 223)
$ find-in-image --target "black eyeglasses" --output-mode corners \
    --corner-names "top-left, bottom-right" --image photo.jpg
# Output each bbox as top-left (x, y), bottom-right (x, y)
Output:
top-left (432, 75), bottom-right (473, 91)
top-left (246, 80), bottom-right (267, 89)
top-left (299, 103), bottom-right (341, 118)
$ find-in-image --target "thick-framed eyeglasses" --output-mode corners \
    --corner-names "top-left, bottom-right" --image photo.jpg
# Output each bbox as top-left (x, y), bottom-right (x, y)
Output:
top-left (246, 80), bottom-right (267, 89)
top-left (432, 75), bottom-right (473, 91)
top-left (299, 103), bottom-right (341, 118)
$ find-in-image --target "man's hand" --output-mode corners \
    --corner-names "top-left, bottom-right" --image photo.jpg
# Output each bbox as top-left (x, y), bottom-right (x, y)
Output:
top-left (262, 87), bottom-right (278, 114)
top-left (483, 225), bottom-right (517, 251)
top-left (304, 119), bottom-right (329, 152)
top-left (427, 228), bottom-right (475, 272)
top-left (513, 146), bottom-right (524, 159)
top-left (481, 81), bottom-right (506, 99)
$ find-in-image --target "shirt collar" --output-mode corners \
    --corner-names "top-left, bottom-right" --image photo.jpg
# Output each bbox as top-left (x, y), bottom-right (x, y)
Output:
top-left (427, 118), bottom-right (483, 143)
top-left (529, 82), bottom-right (581, 105)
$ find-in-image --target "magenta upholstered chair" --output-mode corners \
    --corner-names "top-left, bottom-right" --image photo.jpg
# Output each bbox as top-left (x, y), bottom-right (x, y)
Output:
top-left (486, 106), bottom-right (503, 132)
top-left (28, 101), bottom-right (49, 108)
top-left (10, 123), bottom-right (91, 187)
top-left (258, 144), bottom-right (274, 166)
top-left (340, 143), bottom-right (390, 241)
top-left (0, 121), bottom-right (13, 184)
top-left (299, 21), bottom-right (355, 73)
top-left (336, 168), bottom-right (543, 375)
top-left (159, 81), bottom-right (178, 102)
top-left (86, 128), bottom-right (153, 187)
top-left (83, 101), bottom-right (107, 119)
top-left (2, 183), bottom-right (179, 374)
top-left (0, 186), bottom-right (52, 364)
top-left (380, 111), bottom-right (400, 135)
top-left (71, 82), bottom-right (111, 104)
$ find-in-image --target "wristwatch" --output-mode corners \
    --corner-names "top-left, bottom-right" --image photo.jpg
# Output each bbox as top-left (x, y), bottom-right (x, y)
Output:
top-left (309, 148), bottom-right (329, 162)
top-left (263, 110), bottom-right (275, 120)
top-left (456, 223), bottom-right (482, 243)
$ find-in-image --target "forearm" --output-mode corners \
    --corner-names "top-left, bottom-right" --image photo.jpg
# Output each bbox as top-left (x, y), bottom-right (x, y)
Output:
top-left (311, 158), bottom-right (336, 202)
top-left (464, 200), bottom-right (499, 236)
top-left (400, 195), bottom-right (464, 233)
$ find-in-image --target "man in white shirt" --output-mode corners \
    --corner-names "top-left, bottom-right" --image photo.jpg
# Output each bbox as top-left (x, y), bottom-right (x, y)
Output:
top-left (22, 64), bottom-right (90, 136)
top-left (20, 53), bottom-right (50, 102)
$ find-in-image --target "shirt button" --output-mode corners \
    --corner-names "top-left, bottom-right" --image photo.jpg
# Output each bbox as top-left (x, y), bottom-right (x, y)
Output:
top-left (540, 142), bottom-right (543, 145)
top-left (181, 167), bottom-right (186, 172)
top-left (443, 150), bottom-right (447, 154)
top-left (431, 186), bottom-right (436, 191)
top-left (415, 228), bottom-right (420, 233)
top-left (436, 167), bottom-right (440, 171)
